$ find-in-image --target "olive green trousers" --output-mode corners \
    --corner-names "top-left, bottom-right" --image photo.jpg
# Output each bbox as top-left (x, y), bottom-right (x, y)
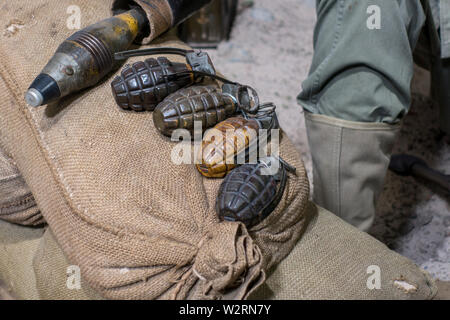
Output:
top-left (298, 0), bottom-right (448, 230)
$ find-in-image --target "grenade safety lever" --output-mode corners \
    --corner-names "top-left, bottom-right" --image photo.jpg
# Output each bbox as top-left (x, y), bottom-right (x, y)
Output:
top-left (114, 47), bottom-right (216, 75)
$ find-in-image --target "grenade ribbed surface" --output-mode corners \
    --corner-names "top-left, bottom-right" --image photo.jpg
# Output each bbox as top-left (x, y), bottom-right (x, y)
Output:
top-left (216, 163), bottom-right (278, 228)
top-left (196, 117), bottom-right (260, 178)
top-left (111, 57), bottom-right (193, 111)
top-left (153, 85), bottom-right (237, 137)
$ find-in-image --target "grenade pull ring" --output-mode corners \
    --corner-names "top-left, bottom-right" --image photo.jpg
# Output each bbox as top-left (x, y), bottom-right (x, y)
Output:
top-left (221, 83), bottom-right (260, 114)
top-left (241, 102), bottom-right (276, 120)
top-left (260, 156), bottom-right (297, 175)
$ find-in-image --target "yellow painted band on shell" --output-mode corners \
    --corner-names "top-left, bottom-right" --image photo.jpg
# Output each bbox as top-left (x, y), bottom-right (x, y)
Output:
top-left (135, 0), bottom-right (174, 44)
top-left (116, 11), bottom-right (140, 38)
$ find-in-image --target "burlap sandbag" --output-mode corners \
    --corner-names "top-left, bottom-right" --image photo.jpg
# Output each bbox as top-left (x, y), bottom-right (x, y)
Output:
top-left (0, 0), bottom-right (309, 299)
top-left (0, 145), bottom-right (43, 226)
top-left (250, 203), bottom-right (437, 300)
top-left (0, 220), bottom-right (43, 300)
top-left (0, 207), bottom-right (437, 300)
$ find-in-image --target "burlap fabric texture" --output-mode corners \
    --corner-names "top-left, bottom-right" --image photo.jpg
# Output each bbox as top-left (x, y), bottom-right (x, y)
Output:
top-left (0, 0), bottom-right (309, 299)
top-left (0, 206), bottom-right (438, 300)
top-left (0, 145), bottom-right (43, 226)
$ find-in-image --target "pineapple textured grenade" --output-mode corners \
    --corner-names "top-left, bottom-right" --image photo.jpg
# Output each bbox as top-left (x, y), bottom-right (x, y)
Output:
top-left (153, 85), bottom-right (238, 136)
top-left (111, 57), bottom-right (194, 111)
top-left (216, 159), bottom-right (290, 228)
top-left (197, 117), bottom-right (260, 178)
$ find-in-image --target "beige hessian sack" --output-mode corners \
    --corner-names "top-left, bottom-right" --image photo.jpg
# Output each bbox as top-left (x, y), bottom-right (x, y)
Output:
top-left (0, 206), bottom-right (437, 300)
top-left (0, 145), bottom-right (43, 226)
top-left (0, 0), bottom-right (309, 299)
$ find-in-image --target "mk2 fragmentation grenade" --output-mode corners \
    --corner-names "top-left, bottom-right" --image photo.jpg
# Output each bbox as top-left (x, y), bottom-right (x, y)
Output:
top-left (216, 158), bottom-right (295, 228)
top-left (196, 105), bottom-right (280, 178)
top-left (111, 48), bottom-right (217, 111)
top-left (153, 85), bottom-right (240, 137)
top-left (196, 117), bottom-right (260, 178)
top-left (111, 57), bottom-right (194, 111)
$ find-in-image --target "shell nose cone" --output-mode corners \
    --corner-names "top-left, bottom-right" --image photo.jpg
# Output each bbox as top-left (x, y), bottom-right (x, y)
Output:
top-left (26, 73), bottom-right (61, 107)
top-left (25, 88), bottom-right (44, 107)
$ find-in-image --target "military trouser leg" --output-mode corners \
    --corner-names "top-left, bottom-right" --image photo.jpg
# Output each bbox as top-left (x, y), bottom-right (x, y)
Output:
top-left (414, 0), bottom-right (450, 135)
top-left (298, 0), bottom-right (427, 231)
